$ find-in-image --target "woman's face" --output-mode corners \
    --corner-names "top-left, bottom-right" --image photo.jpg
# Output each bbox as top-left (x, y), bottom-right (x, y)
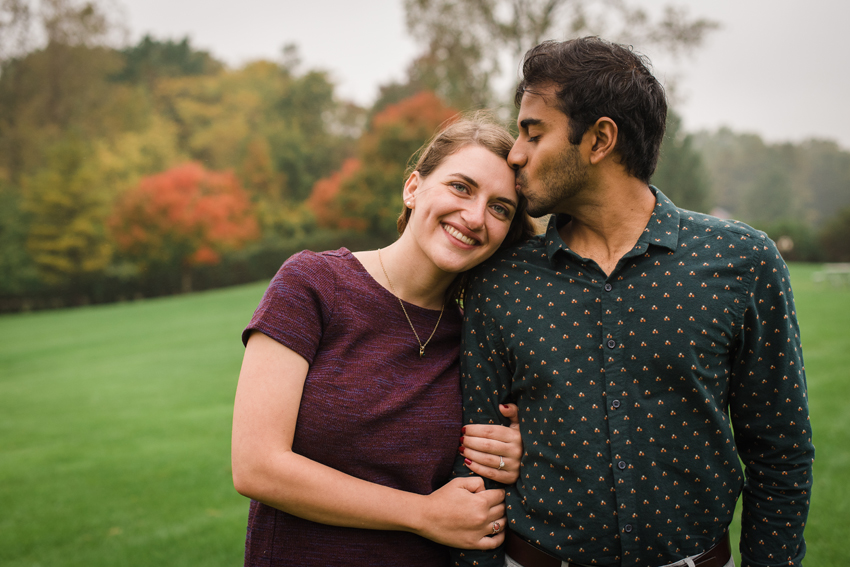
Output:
top-left (403, 144), bottom-right (518, 274)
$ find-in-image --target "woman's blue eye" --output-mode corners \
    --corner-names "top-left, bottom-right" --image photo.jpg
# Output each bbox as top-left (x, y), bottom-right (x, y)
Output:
top-left (492, 204), bottom-right (510, 217)
top-left (451, 182), bottom-right (469, 193)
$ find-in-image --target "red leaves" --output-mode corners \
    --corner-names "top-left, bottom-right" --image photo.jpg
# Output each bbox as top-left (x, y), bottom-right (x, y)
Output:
top-left (307, 91), bottom-right (458, 234)
top-left (110, 162), bottom-right (259, 267)
top-left (307, 158), bottom-right (363, 229)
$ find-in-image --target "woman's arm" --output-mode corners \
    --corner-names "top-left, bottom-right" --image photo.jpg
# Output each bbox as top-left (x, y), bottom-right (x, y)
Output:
top-left (231, 332), bottom-right (507, 550)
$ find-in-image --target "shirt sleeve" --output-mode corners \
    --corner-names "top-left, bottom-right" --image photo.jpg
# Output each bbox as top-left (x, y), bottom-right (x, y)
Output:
top-left (729, 238), bottom-right (814, 567)
top-left (449, 270), bottom-right (514, 567)
top-left (242, 250), bottom-right (336, 364)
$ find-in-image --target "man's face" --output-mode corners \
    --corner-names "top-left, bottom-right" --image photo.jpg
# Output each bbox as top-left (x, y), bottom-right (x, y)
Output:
top-left (508, 86), bottom-right (589, 217)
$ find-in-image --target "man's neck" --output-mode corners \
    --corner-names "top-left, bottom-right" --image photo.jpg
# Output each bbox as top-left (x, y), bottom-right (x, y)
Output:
top-left (558, 179), bottom-right (656, 276)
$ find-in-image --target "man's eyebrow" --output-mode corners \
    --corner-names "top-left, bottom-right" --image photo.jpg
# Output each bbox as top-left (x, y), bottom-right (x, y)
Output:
top-left (519, 118), bottom-right (542, 132)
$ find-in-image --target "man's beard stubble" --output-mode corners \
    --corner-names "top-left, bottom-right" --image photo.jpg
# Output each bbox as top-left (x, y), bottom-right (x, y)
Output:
top-left (520, 142), bottom-right (587, 218)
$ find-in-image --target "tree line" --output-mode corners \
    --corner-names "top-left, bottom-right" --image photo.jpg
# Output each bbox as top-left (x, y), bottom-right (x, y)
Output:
top-left (0, 0), bottom-right (847, 312)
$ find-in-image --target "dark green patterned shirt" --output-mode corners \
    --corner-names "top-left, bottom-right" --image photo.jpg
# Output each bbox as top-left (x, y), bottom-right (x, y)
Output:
top-left (451, 189), bottom-right (813, 567)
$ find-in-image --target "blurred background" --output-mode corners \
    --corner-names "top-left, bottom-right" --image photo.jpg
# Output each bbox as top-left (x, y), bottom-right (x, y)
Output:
top-left (1, 2), bottom-right (848, 566)
top-left (1, 0), bottom-right (848, 311)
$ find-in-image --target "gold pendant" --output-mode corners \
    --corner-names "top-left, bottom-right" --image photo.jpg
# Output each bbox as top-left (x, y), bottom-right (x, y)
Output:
top-left (419, 346), bottom-right (425, 358)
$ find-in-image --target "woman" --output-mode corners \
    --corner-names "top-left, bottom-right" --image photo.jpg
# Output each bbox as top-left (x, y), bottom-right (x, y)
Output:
top-left (231, 115), bottom-right (535, 566)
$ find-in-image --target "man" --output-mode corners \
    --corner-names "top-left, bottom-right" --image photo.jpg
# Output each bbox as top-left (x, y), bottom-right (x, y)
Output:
top-left (452, 37), bottom-right (813, 567)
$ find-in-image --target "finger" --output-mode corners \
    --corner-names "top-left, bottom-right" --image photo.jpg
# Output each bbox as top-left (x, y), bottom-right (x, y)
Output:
top-left (449, 474), bottom-right (486, 493)
top-left (461, 443), bottom-right (518, 472)
top-left (460, 435), bottom-right (510, 461)
top-left (464, 458), bottom-right (517, 484)
top-left (463, 422), bottom-right (513, 444)
top-left (499, 403), bottom-right (520, 429)
top-left (475, 529), bottom-right (506, 550)
top-left (479, 487), bottom-right (506, 508)
top-left (460, 445), bottom-right (501, 471)
top-left (476, 515), bottom-right (508, 549)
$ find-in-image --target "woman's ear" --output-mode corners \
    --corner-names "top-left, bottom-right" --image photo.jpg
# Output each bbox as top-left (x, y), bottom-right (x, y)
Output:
top-left (402, 171), bottom-right (420, 206)
top-left (587, 117), bottom-right (618, 165)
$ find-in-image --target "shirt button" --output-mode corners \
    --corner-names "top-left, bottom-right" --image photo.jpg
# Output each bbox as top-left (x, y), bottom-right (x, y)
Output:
top-left (612, 400), bottom-right (621, 409)
top-left (618, 461), bottom-right (627, 470)
top-left (604, 283), bottom-right (613, 292)
top-left (607, 339), bottom-right (616, 349)
top-left (624, 524), bottom-right (633, 533)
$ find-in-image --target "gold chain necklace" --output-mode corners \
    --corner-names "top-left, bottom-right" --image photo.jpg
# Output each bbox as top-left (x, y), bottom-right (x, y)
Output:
top-left (377, 248), bottom-right (444, 358)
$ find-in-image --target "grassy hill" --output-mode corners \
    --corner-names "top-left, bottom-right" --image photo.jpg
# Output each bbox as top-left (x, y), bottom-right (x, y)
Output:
top-left (0, 264), bottom-right (846, 566)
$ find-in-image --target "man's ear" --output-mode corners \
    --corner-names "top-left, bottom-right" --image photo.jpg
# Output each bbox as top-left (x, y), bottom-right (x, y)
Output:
top-left (402, 171), bottom-right (420, 204)
top-left (587, 117), bottom-right (618, 165)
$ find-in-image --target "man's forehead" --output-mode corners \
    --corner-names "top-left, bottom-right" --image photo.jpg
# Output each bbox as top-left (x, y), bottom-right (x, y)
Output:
top-left (517, 85), bottom-right (561, 122)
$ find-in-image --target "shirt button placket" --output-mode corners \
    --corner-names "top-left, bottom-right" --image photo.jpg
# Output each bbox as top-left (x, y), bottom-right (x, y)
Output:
top-left (603, 278), bottom-right (636, 549)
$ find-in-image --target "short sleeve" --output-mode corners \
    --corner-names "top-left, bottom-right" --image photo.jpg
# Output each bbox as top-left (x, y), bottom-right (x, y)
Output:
top-left (242, 250), bottom-right (337, 365)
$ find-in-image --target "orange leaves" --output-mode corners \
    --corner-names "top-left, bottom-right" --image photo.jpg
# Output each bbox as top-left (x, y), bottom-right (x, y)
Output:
top-left (307, 158), bottom-right (364, 230)
top-left (308, 90), bottom-right (458, 236)
top-left (371, 91), bottom-right (458, 134)
top-left (110, 162), bottom-right (259, 267)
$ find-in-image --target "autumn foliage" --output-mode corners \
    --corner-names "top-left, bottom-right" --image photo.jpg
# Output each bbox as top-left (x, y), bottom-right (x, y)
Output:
top-left (307, 158), bottom-right (364, 230)
top-left (308, 91), bottom-right (458, 237)
top-left (110, 163), bottom-right (259, 272)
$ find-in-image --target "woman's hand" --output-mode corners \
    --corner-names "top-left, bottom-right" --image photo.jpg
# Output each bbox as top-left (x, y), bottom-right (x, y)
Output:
top-left (459, 403), bottom-right (523, 484)
top-left (413, 476), bottom-right (506, 549)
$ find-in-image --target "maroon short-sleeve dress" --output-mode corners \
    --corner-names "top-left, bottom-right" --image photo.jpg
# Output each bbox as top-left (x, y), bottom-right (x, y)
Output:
top-left (241, 248), bottom-right (463, 566)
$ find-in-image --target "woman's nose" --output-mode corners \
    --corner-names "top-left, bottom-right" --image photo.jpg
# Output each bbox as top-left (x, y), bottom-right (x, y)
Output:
top-left (461, 201), bottom-right (486, 229)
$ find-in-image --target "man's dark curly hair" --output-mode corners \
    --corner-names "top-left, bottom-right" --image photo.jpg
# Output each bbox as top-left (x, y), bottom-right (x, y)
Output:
top-left (515, 37), bottom-right (667, 183)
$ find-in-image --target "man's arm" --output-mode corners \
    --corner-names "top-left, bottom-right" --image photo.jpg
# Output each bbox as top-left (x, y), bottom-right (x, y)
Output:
top-left (730, 239), bottom-right (814, 567)
top-left (450, 275), bottom-right (517, 567)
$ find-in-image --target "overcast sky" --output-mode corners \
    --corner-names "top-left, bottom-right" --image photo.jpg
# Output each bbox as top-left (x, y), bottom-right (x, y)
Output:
top-left (119, 0), bottom-right (849, 149)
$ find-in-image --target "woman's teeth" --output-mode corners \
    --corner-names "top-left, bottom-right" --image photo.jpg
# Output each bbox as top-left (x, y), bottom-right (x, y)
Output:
top-left (443, 224), bottom-right (477, 245)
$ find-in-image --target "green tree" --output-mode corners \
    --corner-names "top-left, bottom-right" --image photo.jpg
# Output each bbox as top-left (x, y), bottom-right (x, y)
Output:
top-left (0, 0), bottom-right (137, 182)
top-left (112, 35), bottom-right (223, 85)
top-left (820, 206), bottom-right (850, 262)
top-left (694, 129), bottom-right (850, 226)
top-left (153, 58), bottom-right (356, 203)
top-left (741, 167), bottom-right (795, 228)
top-left (20, 136), bottom-right (112, 285)
top-left (651, 110), bottom-right (711, 212)
top-left (403, 0), bottom-right (718, 109)
top-left (0, 180), bottom-right (41, 295)
top-left (797, 140), bottom-right (850, 224)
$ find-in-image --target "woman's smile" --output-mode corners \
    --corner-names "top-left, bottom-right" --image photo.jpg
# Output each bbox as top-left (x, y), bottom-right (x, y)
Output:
top-left (442, 223), bottom-right (480, 246)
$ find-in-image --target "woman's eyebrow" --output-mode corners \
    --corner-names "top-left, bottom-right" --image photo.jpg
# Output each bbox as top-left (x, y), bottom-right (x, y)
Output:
top-left (450, 173), bottom-right (517, 208)
top-left (449, 173), bottom-right (479, 188)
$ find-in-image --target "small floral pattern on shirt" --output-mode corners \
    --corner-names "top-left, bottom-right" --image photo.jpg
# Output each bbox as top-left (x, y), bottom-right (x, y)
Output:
top-left (451, 189), bottom-right (813, 567)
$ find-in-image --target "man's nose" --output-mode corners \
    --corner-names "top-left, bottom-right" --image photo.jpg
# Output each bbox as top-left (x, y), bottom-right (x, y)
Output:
top-left (507, 141), bottom-right (526, 170)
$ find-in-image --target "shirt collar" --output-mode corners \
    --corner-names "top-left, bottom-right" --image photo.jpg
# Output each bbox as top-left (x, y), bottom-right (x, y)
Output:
top-left (542, 186), bottom-right (680, 264)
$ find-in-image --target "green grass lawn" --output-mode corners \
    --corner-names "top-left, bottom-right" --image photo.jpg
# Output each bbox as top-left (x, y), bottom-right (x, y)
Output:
top-left (0, 264), bottom-right (846, 566)
top-left (0, 283), bottom-right (268, 566)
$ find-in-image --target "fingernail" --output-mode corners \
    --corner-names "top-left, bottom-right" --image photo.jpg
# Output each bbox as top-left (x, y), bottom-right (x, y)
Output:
top-left (462, 426), bottom-right (466, 433)
top-left (458, 446), bottom-right (465, 454)
top-left (459, 436), bottom-right (464, 444)
top-left (464, 458), bottom-right (472, 466)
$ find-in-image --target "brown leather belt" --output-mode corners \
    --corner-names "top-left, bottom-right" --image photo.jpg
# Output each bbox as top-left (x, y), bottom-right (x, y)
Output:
top-left (505, 530), bottom-right (732, 567)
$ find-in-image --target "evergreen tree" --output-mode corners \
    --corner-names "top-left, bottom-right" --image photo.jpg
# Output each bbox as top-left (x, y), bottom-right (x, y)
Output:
top-left (652, 110), bottom-right (711, 212)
